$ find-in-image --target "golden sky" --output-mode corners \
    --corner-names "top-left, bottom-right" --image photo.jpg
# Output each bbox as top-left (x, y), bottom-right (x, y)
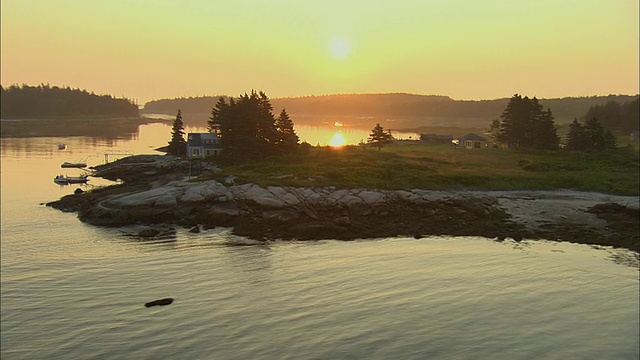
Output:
top-left (1, 0), bottom-right (638, 103)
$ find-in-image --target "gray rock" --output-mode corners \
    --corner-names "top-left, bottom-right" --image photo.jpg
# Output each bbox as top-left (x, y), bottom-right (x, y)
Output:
top-left (356, 190), bottom-right (385, 205)
top-left (209, 202), bottom-right (240, 217)
top-left (341, 195), bottom-right (371, 216)
top-left (334, 216), bottom-right (351, 226)
top-left (155, 195), bottom-right (177, 208)
top-left (244, 185), bottom-right (284, 207)
top-left (138, 228), bottom-right (160, 237)
top-left (262, 210), bottom-right (299, 223)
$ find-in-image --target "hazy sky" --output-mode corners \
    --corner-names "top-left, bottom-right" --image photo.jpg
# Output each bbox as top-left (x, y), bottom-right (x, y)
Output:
top-left (2, 0), bottom-right (638, 103)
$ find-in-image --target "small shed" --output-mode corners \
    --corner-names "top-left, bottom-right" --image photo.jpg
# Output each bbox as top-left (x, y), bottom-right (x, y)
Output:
top-left (458, 133), bottom-right (488, 149)
top-left (187, 133), bottom-right (222, 158)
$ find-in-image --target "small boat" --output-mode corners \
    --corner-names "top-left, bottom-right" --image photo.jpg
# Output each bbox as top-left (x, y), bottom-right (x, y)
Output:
top-left (58, 144), bottom-right (67, 150)
top-left (54, 175), bottom-right (89, 185)
top-left (61, 162), bottom-right (87, 168)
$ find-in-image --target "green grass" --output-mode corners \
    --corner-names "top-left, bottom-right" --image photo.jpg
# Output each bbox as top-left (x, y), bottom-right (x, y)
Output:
top-left (199, 144), bottom-right (640, 195)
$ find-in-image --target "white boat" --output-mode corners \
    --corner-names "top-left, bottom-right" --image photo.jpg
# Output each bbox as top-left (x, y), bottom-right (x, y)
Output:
top-left (61, 162), bottom-right (87, 168)
top-left (54, 175), bottom-right (89, 185)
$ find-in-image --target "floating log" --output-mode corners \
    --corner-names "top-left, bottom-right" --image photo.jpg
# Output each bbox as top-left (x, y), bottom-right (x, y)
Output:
top-left (144, 298), bottom-right (174, 308)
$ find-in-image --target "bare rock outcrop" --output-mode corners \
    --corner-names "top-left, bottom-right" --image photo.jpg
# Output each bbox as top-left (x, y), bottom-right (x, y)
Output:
top-left (46, 155), bottom-right (640, 252)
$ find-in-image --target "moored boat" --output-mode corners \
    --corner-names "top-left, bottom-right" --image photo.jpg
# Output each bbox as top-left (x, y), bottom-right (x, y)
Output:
top-left (54, 175), bottom-right (89, 185)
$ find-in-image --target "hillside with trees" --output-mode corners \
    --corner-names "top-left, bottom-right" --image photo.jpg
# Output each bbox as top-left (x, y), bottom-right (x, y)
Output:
top-left (0, 84), bottom-right (139, 119)
top-left (144, 96), bottom-right (230, 116)
top-left (581, 98), bottom-right (639, 133)
top-left (142, 93), bottom-right (638, 126)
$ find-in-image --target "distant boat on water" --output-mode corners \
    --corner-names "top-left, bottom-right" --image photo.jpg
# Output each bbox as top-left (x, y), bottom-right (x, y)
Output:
top-left (61, 162), bottom-right (87, 168)
top-left (54, 175), bottom-right (88, 185)
top-left (58, 144), bottom-right (67, 150)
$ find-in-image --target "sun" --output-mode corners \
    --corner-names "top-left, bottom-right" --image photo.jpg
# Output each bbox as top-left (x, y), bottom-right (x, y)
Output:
top-left (330, 133), bottom-right (346, 148)
top-left (330, 38), bottom-right (351, 60)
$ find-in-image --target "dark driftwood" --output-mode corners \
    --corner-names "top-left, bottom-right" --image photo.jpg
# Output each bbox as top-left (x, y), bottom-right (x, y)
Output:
top-left (144, 298), bottom-right (174, 308)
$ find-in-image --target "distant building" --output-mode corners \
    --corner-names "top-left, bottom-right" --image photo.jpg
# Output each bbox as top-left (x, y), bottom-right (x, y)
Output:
top-left (497, 141), bottom-right (517, 149)
top-left (458, 133), bottom-right (488, 149)
top-left (419, 133), bottom-right (454, 145)
top-left (187, 133), bottom-right (222, 158)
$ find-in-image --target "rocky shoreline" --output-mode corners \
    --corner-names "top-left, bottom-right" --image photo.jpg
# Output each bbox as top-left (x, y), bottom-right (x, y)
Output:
top-left (47, 155), bottom-right (640, 253)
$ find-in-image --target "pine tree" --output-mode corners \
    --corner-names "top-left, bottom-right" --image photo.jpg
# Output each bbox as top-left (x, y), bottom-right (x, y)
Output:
top-left (497, 94), bottom-right (558, 150)
top-left (566, 117), bottom-right (616, 152)
top-left (603, 129), bottom-right (617, 150)
top-left (566, 119), bottom-right (587, 150)
top-left (207, 97), bottom-right (228, 135)
top-left (167, 109), bottom-right (187, 156)
top-left (275, 108), bottom-right (299, 153)
top-left (209, 90), bottom-right (293, 161)
top-left (368, 123), bottom-right (392, 151)
top-left (489, 118), bottom-right (501, 143)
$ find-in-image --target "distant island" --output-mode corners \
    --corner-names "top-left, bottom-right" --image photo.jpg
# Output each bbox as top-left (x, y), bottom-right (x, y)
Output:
top-left (0, 84), bottom-right (139, 119)
top-left (142, 93), bottom-right (639, 127)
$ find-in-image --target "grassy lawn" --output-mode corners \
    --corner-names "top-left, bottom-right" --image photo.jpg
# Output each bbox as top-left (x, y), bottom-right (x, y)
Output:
top-left (201, 143), bottom-right (639, 195)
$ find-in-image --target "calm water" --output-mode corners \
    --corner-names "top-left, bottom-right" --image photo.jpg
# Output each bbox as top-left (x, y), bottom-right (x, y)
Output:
top-left (1, 121), bottom-right (638, 359)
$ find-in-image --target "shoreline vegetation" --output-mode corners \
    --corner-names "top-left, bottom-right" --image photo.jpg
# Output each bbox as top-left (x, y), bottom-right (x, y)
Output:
top-left (1, 84), bottom-right (139, 119)
top-left (47, 150), bottom-right (640, 253)
top-left (209, 144), bottom-right (640, 196)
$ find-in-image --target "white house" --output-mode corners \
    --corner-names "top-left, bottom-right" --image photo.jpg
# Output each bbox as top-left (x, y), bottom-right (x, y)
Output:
top-left (458, 133), bottom-right (488, 149)
top-left (187, 133), bottom-right (222, 158)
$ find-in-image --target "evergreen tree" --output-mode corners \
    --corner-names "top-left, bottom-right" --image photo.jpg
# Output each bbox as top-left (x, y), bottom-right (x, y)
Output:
top-left (210, 90), bottom-right (289, 161)
top-left (566, 119), bottom-right (587, 150)
top-left (368, 123), bottom-right (392, 151)
top-left (496, 94), bottom-right (558, 150)
top-left (603, 129), bottom-right (617, 150)
top-left (565, 117), bottom-right (616, 152)
top-left (530, 106), bottom-right (559, 150)
top-left (275, 108), bottom-right (299, 153)
top-left (207, 97), bottom-right (228, 135)
top-left (167, 109), bottom-right (187, 156)
top-left (489, 118), bottom-right (501, 143)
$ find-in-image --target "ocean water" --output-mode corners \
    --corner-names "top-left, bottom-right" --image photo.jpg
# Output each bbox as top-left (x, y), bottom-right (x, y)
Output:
top-left (1, 121), bottom-right (638, 359)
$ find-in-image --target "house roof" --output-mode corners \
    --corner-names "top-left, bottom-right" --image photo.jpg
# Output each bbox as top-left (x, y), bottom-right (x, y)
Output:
top-left (458, 133), bottom-right (487, 142)
top-left (187, 133), bottom-right (220, 148)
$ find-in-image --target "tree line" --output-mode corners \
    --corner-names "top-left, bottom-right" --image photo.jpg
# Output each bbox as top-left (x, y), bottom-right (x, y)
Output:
top-left (582, 98), bottom-right (639, 133)
top-left (491, 94), bottom-right (627, 152)
top-left (167, 91), bottom-right (299, 160)
top-left (168, 91), bottom-right (632, 158)
top-left (0, 84), bottom-right (139, 119)
top-left (145, 93), bottom-right (638, 123)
